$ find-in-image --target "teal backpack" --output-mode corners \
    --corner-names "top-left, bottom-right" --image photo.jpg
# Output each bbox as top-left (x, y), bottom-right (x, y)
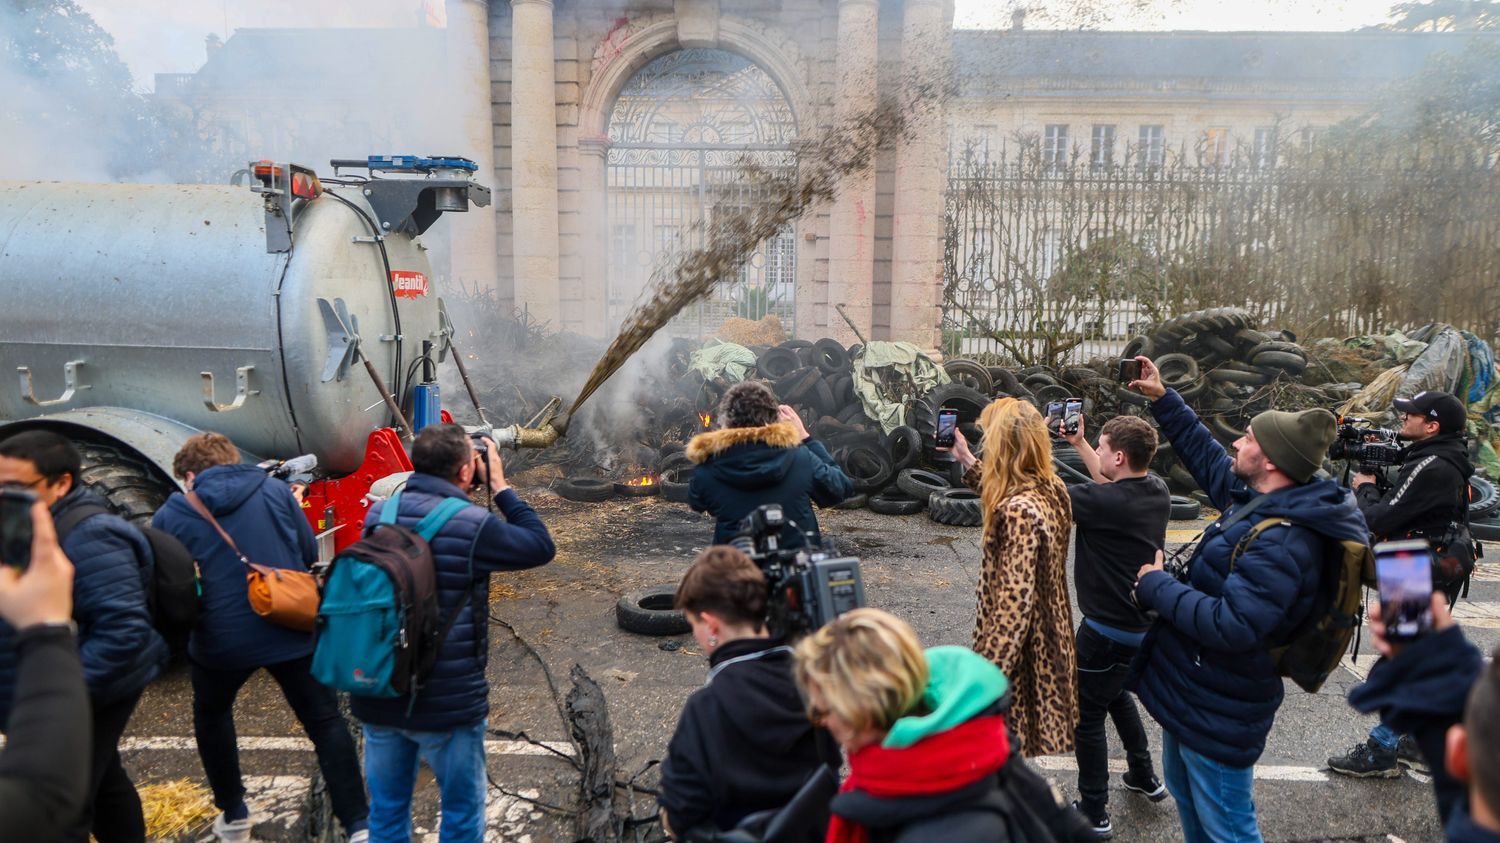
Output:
top-left (311, 493), bottom-right (475, 700)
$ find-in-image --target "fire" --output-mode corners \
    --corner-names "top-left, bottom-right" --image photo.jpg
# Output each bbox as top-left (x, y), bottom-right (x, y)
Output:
top-left (627, 475), bottom-right (656, 487)
top-left (700, 413), bottom-right (713, 428)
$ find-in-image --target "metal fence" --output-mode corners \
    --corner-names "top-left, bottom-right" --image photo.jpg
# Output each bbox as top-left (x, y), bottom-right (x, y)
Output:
top-left (942, 142), bottom-right (1500, 365)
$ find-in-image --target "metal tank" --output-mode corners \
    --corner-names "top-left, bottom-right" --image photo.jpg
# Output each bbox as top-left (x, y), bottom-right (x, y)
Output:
top-left (0, 160), bottom-right (484, 476)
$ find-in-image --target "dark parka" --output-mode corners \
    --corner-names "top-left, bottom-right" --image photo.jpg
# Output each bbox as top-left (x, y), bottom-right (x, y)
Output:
top-left (351, 472), bottom-right (554, 731)
top-left (658, 638), bottom-right (837, 842)
top-left (152, 464), bottom-right (319, 670)
top-left (1131, 388), bottom-right (1369, 767)
top-left (1354, 431), bottom-right (1472, 542)
top-left (686, 422), bottom-right (853, 546)
top-left (0, 486), bottom-right (165, 726)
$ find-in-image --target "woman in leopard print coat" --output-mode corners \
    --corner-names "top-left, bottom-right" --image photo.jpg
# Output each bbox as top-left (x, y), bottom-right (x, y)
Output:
top-left (952, 397), bottom-right (1078, 757)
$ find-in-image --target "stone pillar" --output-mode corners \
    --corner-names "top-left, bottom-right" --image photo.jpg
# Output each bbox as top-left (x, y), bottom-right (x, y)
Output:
top-left (888, 0), bottom-right (950, 351)
top-left (577, 136), bottom-right (610, 338)
top-left (445, 0), bottom-right (498, 293)
top-left (510, 0), bottom-right (560, 326)
top-left (824, 0), bottom-right (880, 346)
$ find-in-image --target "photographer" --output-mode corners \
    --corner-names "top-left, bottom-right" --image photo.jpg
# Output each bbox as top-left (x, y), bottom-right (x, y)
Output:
top-left (1329, 390), bottom-right (1473, 781)
top-left (688, 381), bottom-right (852, 546)
top-left (1347, 595), bottom-right (1499, 841)
top-left (355, 423), bottom-right (554, 842)
top-left (0, 497), bottom-right (90, 838)
top-left (658, 546), bottom-right (836, 843)
top-left (152, 432), bottom-right (369, 842)
top-left (1125, 357), bottom-right (1367, 842)
top-left (1060, 416), bottom-right (1171, 836)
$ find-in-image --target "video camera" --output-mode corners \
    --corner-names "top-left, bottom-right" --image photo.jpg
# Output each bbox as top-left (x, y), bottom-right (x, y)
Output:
top-left (1327, 417), bottom-right (1406, 480)
top-left (257, 454), bottom-right (318, 481)
top-left (731, 504), bottom-right (866, 640)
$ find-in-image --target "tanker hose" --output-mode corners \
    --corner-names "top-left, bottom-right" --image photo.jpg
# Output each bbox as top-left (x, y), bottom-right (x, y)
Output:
top-left (489, 421), bottom-right (564, 450)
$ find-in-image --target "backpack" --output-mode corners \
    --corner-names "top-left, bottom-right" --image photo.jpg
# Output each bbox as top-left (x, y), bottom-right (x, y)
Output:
top-left (311, 492), bottom-right (475, 700)
top-left (55, 504), bottom-right (201, 639)
top-left (1229, 519), bottom-right (1375, 694)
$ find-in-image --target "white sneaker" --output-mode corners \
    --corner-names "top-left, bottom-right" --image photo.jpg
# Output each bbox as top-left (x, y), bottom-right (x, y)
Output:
top-left (348, 831), bottom-right (369, 843)
top-left (212, 812), bottom-right (253, 843)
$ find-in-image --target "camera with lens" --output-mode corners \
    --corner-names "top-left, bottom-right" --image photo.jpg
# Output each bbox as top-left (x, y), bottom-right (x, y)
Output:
top-left (731, 504), bottom-right (866, 640)
top-left (468, 432), bottom-right (491, 489)
top-left (1328, 417), bottom-right (1405, 478)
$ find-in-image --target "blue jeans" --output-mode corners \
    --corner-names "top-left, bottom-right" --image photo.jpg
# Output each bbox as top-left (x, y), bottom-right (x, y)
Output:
top-left (1161, 731), bottom-right (1262, 843)
top-left (1369, 721), bottom-right (1400, 750)
top-left (364, 720), bottom-right (487, 843)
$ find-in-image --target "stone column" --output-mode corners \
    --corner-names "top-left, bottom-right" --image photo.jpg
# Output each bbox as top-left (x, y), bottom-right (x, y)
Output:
top-left (577, 136), bottom-right (610, 338)
top-left (445, 0), bottom-right (498, 293)
top-left (824, 0), bottom-right (880, 345)
top-left (888, 0), bottom-right (950, 351)
top-left (510, 0), bottom-right (560, 326)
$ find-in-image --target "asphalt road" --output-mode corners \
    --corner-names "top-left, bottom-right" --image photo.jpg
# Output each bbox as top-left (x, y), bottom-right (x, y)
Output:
top-left (124, 488), bottom-right (1495, 842)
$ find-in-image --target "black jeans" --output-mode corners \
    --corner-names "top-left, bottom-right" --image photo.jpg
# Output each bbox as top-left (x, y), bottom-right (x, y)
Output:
top-left (191, 654), bottom-right (369, 832)
top-left (61, 688), bottom-right (146, 843)
top-left (1074, 621), bottom-right (1155, 818)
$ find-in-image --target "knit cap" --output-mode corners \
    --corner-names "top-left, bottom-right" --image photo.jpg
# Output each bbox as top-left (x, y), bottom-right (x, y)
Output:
top-left (1248, 408), bottom-right (1337, 483)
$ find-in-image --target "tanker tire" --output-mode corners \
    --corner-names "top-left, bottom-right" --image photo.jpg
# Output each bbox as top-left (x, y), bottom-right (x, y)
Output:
top-left (75, 440), bottom-right (174, 527)
top-left (897, 468), bottom-right (950, 500)
top-left (616, 585), bottom-right (691, 636)
top-left (886, 426), bottom-right (923, 473)
top-left (868, 489), bottom-right (925, 516)
top-left (1470, 476), bottom-right (1500, 518)
top-left (928, 488), bottom-right (983, 527)
top-left (557, 477), bottom-right (613, 503)
top-left (943, 360), bottom-right (994, 394)
top-left (1170, 495), bottom-right (1203, 521)
top-left (812, 339), bottom-right (852, 374)
top-left (834, 493), bottom-right (869, 510)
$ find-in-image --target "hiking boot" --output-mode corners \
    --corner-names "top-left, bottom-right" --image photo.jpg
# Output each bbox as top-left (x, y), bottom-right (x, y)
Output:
top-left (1397, 734), bottom-right (1428, 773)
top-left (1327, 739), bottom-right (1400, 778)
top-left (1071, 800), bottom-right (1114, 839)
top-left (1122, 770), bottom-right (1169, 802)
top-left (211, 813), bottom-right (253, 843)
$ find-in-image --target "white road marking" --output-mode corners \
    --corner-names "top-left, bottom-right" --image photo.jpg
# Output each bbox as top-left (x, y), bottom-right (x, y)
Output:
top-left (1029, 755), bottom-right (1330, 782)
top-left (1453, 601), bottom-right (1500, 629)
top-left (107, 735), bottom-right (574, 756)
top-left (1342, 654), bottom-right (1381, 682)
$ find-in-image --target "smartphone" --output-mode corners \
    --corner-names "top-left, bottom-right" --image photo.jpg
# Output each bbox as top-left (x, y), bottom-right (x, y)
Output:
top-left (1374, 539), bottom-right (1435, 643)
top-left (1045, 401), bottom-right (1065, 435)
top-left (1119, 359), bottom-right (1142, 384)
top-left (935, 409), bottom-right (959, 451)
top-left (0, 488), bottom-right (37, 571)
top-left (1064, 398), bottom-right (1084, 436)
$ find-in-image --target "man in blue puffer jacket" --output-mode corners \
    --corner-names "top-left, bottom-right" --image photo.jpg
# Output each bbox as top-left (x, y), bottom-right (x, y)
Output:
top-left (0, 430), bottom-right (167, 843)
top-left (1124, 357), bottom-right (1367, 843)
top-left (354, 423), bottom-right (555, 842)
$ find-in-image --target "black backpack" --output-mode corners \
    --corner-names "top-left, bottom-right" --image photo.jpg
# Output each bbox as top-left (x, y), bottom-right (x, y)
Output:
top-left (55, 504), bottom-right (201, 638)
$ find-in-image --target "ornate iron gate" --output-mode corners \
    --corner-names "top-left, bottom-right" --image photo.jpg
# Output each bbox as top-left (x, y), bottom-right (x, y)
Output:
top-left (607, 48), bottom-right (798, 336)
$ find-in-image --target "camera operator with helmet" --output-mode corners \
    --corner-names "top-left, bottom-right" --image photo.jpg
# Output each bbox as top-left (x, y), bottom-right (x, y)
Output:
top-left (1328, 390), bottom-right (1474, 781)
top-left (687, 382), bottom-right (852, 547)
top-left (658, 546), bottom-right (837, 843)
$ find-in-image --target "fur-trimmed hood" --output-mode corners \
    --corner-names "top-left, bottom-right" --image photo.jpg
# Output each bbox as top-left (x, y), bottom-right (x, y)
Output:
top-left (686, 422), bottom-right (801, 464)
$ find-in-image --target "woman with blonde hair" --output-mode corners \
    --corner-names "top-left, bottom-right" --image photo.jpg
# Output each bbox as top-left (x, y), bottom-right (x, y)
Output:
top-left (951, 397), bottom-right (1079, 757)
top-left (793, 608), bottom-right (1087, 842)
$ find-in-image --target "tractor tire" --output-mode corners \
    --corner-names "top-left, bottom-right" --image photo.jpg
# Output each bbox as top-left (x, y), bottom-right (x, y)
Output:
top-left (558, 477), bottom-right (613, 503)
top-left (1151, 307), bottom-right (1255, 348)
top-left (616, 585), bottom-right (691, 636)
top-left (896, 468), bottom-right (951, 500)
top-left (811, 338), bottom-right (852, 375)
top-left (75, 439), bottom-right (175, 527)
top-left (868, 488), bottom-right (924, 515)
top-left (943, 359), bottom-right (994, 394)
top-left (1169, 495), bottom-right (1203, 521)
top-left (928, 488), bottom-right (983, 527)
top-left (886, 425), bottom-right (924, 473)
top-left (1470, 476), bottom-right (1500, 519)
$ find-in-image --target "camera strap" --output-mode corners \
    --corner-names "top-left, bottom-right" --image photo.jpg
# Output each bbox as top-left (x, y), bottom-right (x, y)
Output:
top-left (1167, 493), bottom-right (1273, 572)
top-left (704, 644), bottom-right (794, 686)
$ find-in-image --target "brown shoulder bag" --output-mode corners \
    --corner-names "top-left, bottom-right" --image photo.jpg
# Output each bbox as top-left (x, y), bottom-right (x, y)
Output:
top-left (185, 491), bottom-right (320, 632)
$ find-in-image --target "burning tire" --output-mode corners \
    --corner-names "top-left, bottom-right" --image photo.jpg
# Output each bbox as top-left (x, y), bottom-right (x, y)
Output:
top-left (928, 488), bottom-right (983, 527)
top-left (558, 477), bottom-right (613, 503)
top-left (868, 488), bottom-right (924, 515)
top-left (617, 585), bottom-right (691, 636)
top-left (614, 478), bottom-right (659, 497)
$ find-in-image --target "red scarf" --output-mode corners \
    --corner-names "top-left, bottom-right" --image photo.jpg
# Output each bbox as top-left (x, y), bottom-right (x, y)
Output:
top-left (825, 715), bottom-right (1010, 843)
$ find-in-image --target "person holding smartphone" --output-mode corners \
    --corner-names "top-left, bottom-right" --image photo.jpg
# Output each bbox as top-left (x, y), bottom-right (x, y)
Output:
top-left (1059, 415), bottom-right (1172, 837)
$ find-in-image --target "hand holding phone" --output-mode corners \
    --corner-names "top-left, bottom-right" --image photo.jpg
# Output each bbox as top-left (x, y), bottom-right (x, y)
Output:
top-left (1374, 539), bottom-right (1436, 643)
top-left (1119, 359), bottom-right (1142, 384)
top-left (1063, 398), bottom-right (1084, 437)
top-left (934, 409), bottom-right (959, 451)
top-left (0, 488), bottom-right (37, 571)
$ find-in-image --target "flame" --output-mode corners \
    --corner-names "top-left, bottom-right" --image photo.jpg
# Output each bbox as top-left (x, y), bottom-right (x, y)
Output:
top-left (627, 475), bottom-right (656, 487)
top-left (700, 413), bottom-right (713, 428)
